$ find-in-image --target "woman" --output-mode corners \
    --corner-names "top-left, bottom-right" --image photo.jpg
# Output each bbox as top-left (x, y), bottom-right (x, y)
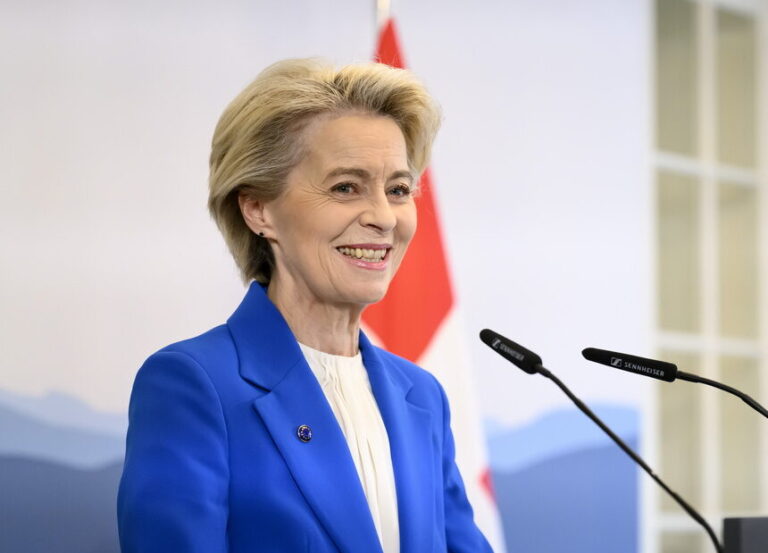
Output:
top-left (117, 58), bottom-right (493, 553)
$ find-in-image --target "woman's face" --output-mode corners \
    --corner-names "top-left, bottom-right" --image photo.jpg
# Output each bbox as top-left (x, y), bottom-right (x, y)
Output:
top-left (258, 113), bottom-right (417, 308)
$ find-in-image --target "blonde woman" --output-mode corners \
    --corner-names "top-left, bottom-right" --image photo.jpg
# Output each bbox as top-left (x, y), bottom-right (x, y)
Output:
top-left (117, 59), bottom-right (493, 553)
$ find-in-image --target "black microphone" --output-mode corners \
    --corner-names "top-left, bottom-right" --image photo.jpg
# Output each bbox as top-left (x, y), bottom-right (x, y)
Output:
top-left (582, 347), bottom-right (678, 382)
top-left (480, 329), bottom-right (723, 553)
top-left (479, 328), bottom-right (542, 374)
top-left (582, 347), bottom-right (768, 419)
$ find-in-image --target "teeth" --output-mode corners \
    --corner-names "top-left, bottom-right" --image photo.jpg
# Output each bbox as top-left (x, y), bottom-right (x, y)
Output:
top-left (337, 247), bottom-right (388, 262)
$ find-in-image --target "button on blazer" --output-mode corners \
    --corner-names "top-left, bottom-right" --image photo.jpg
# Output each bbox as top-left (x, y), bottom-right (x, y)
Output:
top-left (117, 282), bottom-right (493, 553)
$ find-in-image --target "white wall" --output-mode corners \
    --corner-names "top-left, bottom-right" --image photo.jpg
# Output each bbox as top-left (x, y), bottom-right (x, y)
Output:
top-left (0, 0), bottom-right (654, 421)
top-left (396, 0), bottom-right (654, 427)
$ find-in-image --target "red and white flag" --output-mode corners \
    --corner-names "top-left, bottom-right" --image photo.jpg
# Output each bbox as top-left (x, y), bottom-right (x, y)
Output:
top-left (363, 19), bottom-right (506, 553)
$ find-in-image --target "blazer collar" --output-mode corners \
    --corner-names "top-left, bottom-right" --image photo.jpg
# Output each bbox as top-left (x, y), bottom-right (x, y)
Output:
top-left (226, 282), bottom-right (434, 553)
top-left (226, 281), bottom-right (305, 391)
top-left (226, 281), bottom-right (415, 398)
top-left (227, 283), bottom-right (382, 553)
top-left (361, 332), bottom-right (435, 553)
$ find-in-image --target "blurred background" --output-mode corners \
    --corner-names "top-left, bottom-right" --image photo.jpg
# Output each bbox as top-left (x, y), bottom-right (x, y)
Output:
top-left (0, 1), bottom-right (765, 552)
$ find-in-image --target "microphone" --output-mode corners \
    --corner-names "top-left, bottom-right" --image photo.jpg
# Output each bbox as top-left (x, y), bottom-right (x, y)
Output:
top-left (582, 347), bottom-right (768, 419)
top-left (582, 347), bottom-right (677, 382)
top-left (480, 329), bottom-right (723, 553)
top-left (479, 329), bottom-right (542, 374)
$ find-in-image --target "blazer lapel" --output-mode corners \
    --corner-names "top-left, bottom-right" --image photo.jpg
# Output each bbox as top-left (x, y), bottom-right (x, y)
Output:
top-left (360, 332), bottom-right (435, 553)
top-left (227, 283), bottom-right (383, 553)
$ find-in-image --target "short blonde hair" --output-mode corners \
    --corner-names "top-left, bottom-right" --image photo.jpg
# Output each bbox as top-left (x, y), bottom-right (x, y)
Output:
top-left (208, 58), bottom-right (442, 284)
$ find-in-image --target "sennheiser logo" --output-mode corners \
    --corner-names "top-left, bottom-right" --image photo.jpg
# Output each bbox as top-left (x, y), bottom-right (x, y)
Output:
top-left (492, 338), bottom-right (524, 361)
top-left (616, 359), bottom-right (665, 378)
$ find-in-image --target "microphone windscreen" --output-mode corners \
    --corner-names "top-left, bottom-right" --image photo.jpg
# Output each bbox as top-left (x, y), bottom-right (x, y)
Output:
top-left (480, 329), bottom-right (542, 374)
top-left (582, 347), bottom-right (678, 382)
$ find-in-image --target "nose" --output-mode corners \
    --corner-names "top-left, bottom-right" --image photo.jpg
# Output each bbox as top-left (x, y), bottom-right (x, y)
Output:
top-left (359, 190), bottom-right (396, 233)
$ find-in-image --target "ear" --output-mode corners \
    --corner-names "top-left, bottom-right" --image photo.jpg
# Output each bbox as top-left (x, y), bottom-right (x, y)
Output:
top-left (238, 191), bottom-right (274, 238)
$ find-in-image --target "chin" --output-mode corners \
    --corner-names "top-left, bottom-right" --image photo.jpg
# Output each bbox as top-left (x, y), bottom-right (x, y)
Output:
top-left (341, 283), bottom-right (390, 307)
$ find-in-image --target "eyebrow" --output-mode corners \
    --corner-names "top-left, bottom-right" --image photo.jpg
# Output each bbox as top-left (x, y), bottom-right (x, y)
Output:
top-left (325, 167), bottom-right (414, 183)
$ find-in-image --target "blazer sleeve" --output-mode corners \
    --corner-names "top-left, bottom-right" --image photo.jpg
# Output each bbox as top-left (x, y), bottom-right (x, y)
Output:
top-left (117, 350), bottom-right (229, 553)
top-left (435, 378), bottom-right (495, 553)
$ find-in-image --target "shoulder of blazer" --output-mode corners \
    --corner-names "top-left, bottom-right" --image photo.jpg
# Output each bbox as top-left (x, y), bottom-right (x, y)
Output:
top-left (153, 324), bottom-right (238, 383)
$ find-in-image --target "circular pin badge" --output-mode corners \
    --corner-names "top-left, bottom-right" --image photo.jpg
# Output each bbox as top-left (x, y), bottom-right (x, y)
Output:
top-left (296, 425), bottom-right (312, 443)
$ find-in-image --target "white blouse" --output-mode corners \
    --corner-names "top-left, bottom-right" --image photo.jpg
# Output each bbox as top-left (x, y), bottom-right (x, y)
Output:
top-left (298, 342), bottom-right (400, 553)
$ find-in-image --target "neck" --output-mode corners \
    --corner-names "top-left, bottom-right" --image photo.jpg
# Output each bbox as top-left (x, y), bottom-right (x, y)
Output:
top-left (267, 276), bottom-right (363, 357)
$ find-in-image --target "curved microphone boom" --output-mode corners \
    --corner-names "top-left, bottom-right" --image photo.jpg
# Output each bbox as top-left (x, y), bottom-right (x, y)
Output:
top-left (480, 329), bottom-right (723, 553)
top-left (583, 347), bottom-right (768, 419)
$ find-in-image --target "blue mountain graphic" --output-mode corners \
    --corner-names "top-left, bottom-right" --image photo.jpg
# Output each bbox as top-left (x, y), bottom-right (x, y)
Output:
top-left (0, 455), bottom-right (122, 553)
top-left (0, 388), bottom-right (126, 436)
top-left (485, 404), bottom-right (638, 472)
top-left (486, 405), bottom-right (639, 553)
top-left (0, 403), bottom-right (124, 469)
top-left (0, 389), bottom-right (126, 552)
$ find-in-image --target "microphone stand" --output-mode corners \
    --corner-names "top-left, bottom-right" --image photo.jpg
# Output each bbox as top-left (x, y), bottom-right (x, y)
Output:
top-left (482, 330), bottom-right (725, 552)
top-left (536, 365), bottom-right (724, 553)
top-left (581, 346), bottom-right (768, 550)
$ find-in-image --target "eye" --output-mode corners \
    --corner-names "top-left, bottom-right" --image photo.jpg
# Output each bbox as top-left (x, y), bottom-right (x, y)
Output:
top-left (388, 184), bottom-right (412, 198)
top-left (331, 182), bottom-right (357, 194)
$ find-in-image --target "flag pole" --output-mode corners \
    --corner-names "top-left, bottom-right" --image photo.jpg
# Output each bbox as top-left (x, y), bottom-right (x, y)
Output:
top-left (376, 0), bottom-right (391, 30)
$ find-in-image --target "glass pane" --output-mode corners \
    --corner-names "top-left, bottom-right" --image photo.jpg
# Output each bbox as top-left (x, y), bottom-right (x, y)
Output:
top-left (659, 351), bottom-right (701, 511)
top-left (657, 0), bottom-right (699, 155)
top-left (717, 10), bottom-right (756, 168)
top-left (719, 356), bottom-right (761, 511)
top-left (658, 172), bottom-right (701, 332)
top-left (718, 181), bottom-right (758, 338)
top-left (661, 531), bottom-right (703, 553)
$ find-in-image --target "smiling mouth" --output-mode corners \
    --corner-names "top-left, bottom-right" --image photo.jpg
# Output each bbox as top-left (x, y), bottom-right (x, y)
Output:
top-left (336, 246), bottom-right (390, 263)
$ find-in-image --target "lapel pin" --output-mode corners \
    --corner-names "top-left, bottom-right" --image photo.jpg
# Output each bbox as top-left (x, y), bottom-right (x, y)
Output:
top-left (296, 424), bottom-right (312, 443)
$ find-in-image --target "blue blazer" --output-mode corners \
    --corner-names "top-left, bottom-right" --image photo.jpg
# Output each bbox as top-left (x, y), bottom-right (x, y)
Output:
top-left (117, 282), bottom-right (493, 553)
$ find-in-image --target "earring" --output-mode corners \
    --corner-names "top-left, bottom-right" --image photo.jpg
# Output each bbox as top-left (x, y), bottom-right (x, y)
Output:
top-left (258, 231), bottom-right (265, 237)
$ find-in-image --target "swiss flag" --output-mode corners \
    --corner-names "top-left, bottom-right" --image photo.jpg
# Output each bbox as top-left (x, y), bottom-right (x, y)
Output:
top-left (363, 18), bottom-right (506, 552)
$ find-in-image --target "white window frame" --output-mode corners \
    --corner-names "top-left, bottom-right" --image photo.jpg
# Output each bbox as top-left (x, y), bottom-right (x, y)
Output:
top-left (651, 0), bottom-right (767, 551)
